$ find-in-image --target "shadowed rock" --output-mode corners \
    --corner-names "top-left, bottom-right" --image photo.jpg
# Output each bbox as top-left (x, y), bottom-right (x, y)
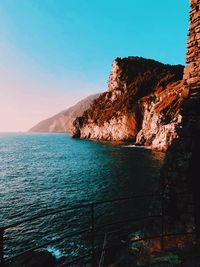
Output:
top-left (9, 251), bottom-right (56, 267)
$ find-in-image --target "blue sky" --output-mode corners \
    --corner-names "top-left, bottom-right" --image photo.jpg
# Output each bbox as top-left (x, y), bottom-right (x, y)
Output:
top-left (0, 0), bottom-right (190, 131)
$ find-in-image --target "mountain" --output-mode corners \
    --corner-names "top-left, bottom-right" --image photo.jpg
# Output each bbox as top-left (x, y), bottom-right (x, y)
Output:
top-left (71, 57), bottom-right (184, 151)
top-left (29, 94), bottom-right (100, 133)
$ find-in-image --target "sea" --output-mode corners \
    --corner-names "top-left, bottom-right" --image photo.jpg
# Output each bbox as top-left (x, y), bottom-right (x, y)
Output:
top-left (0, 133), bottom-right (164, 264)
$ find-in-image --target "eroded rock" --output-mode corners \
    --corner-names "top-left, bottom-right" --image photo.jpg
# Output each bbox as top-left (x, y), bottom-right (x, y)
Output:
top-left (72, 57), bottom-right (184, 151)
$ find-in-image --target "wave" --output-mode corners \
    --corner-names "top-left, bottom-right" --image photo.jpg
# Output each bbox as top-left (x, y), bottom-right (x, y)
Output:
top-left (47, 246), bottom-right (65, 259)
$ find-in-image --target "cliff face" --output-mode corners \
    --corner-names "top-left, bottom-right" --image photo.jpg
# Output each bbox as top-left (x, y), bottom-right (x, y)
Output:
top-left (159, 0), bottom-right (200, 234)
top-left (29, 94), bottom-right (100, 133)
top-left (72, 57), bottom-right (184, 151)
top-left (135, 80), bottom-right (183, 150)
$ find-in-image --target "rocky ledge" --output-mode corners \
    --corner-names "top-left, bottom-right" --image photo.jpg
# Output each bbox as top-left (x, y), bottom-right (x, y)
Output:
top-left (72, 57), bottom-right (184, 151)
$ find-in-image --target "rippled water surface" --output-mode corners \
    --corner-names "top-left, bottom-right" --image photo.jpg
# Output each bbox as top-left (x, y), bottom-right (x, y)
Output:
top-left (0, 133), bottom-right (164, 263)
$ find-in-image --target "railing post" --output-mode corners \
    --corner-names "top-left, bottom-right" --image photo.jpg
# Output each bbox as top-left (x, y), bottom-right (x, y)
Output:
top-left (99, 233), bottom-right (107, 267)
top-left (91, 203), bottom-right (95, 267)
top-left (161, 193), bottom-right (164, 251)
top-left (0, 229), bottom-right (4, 267)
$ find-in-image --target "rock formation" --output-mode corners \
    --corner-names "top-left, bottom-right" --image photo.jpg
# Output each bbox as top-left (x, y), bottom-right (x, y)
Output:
top-left (29, 94), bottom-right (100, 133)
top-left (72, 57), bottom-right (184, 151)
top-left (184, 0), bottom-right (200, 93)
top-left (160, 0), bottom-right (200, 237)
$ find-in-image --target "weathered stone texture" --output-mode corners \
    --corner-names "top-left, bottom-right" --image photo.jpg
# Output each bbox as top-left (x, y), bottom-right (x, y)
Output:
top-left (184, 0), bottom-right (200, 90)
top-left (160, 0), bottom-right (200, 235)
top-left (72, 57), bottom-right (184, 151)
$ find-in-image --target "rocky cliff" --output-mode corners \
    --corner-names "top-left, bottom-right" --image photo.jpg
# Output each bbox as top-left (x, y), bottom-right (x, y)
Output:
top-left (72, 57), bottom-right (184, 151)
top-left (29, 94), bottom-right (100, 133)
top-left (159, 0), bottom-right (200, 236)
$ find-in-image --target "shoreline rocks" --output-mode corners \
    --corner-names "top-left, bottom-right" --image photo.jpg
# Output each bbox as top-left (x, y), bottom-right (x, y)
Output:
top-left (72, 57), bottom-right (184, 151)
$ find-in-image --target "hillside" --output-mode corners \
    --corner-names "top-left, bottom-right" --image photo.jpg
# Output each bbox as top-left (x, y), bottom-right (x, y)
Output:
top-left (29, 94), bottom-right (100, 133)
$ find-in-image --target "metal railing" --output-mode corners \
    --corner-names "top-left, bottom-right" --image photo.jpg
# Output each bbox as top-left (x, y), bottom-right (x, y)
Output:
top-left (0, 192), bottom-right (194, 267)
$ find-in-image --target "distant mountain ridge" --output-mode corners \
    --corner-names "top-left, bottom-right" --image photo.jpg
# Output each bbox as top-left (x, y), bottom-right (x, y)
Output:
top-left (29, 94), bottom-right (100, 133)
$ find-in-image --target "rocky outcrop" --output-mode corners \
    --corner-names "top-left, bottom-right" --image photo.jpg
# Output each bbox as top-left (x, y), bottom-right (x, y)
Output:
top-left (160, 0), bottom-right (200, 236)
top-left (184, 0), bottom-right (200, 92)
top-left (72, 57), bottom-right (184, 151)
top-left (135, 81), bottom-right (183, 151)
top-left (29, 94), bottom-right (100, 133)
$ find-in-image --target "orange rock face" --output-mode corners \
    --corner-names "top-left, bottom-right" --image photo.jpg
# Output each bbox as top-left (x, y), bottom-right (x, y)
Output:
top-left (190, 0), bottom-right (198, 6)
top-left (72, 57), bottom-right (184, 151)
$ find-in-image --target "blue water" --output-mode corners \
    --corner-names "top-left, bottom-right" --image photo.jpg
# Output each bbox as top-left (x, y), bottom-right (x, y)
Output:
top-left (0, 133), bottom-right (164, 263)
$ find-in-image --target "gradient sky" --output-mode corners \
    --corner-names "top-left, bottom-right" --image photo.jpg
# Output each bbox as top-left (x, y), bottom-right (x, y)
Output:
top-left (0, 0), bottom-right (190, 132)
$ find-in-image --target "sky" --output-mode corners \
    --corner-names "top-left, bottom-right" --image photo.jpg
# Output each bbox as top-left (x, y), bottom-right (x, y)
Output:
top-left (0, 0), bottom-right (190, 132)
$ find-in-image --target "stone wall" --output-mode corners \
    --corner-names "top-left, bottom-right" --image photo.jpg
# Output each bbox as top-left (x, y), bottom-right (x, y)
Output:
top-left (184, 0), bottom-right (200, 91)
top-left (160, 0), bottom-right (200, 237)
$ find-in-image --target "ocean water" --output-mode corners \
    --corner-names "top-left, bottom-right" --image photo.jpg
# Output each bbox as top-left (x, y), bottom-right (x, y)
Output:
top-left (0, 133), bottom-right (164, 263)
